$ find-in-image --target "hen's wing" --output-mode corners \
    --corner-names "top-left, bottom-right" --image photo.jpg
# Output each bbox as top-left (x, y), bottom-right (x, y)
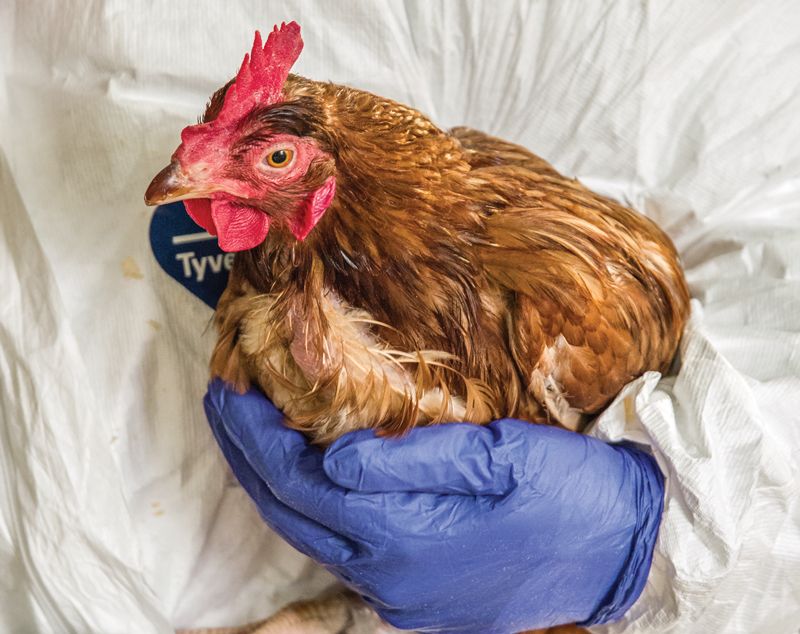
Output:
top-left (455, 128), bottom-right (689, 427)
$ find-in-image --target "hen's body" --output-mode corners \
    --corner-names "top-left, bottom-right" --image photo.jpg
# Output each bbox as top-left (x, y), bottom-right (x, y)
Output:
top-left (154, 60), bottom-right (689, 633)
top-left (211, 75), bottom-right (689, 446)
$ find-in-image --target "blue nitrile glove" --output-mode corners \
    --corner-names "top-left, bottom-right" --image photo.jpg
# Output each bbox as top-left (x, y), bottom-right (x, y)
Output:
top-left (204, 379), bottom-right (664, 633)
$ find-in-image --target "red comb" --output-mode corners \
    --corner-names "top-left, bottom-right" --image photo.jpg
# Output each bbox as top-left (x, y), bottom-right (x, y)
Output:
top-left (216, 21), bottom-right (303, 124)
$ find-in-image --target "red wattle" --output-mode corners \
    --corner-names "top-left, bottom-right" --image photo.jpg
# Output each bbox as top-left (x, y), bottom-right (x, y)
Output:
top-left (210, 200), bottom-right (271, 252)
top-left (183, 199), bottom-right (217, 236)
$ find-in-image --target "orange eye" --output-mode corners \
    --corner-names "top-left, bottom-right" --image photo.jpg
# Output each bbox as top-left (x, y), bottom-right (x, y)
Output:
top-left (266, 148), bottom-right (294, 168)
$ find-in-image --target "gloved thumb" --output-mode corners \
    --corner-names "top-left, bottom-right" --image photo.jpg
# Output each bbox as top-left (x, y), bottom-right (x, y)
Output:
top-left (323, 421), bottom-right (532, 495)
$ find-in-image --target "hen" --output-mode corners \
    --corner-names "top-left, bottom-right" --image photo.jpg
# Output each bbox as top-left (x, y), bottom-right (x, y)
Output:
top-left (145, 22), bottom-right (689, 634)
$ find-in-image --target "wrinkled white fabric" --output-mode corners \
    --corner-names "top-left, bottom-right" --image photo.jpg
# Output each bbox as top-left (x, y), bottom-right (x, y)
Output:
top-left (0, 1), bottom-right (798, 633)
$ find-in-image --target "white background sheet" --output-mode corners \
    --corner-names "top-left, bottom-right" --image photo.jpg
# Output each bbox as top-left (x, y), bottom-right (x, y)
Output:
top-left (1, 1), bottom-right (799, 632)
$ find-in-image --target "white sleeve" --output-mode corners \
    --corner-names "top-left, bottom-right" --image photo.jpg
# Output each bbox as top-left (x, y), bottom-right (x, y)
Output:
top-left (586, 304), bottom-right (800, 634)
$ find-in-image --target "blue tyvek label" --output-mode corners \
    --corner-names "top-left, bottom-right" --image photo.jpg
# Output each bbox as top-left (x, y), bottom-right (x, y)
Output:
top-left (149, 202), bottom-right (231, 308)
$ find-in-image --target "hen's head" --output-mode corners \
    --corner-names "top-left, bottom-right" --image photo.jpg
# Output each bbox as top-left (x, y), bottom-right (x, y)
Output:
top-left (145, 22), bottom-right (336, 251)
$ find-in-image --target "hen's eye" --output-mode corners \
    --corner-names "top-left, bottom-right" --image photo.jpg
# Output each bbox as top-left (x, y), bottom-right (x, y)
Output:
top-left (266, 148), bottom-right (294, 168)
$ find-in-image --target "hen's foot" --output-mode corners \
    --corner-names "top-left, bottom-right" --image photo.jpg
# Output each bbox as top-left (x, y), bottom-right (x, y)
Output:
top-left (176, 588), bottom-right (396, 634)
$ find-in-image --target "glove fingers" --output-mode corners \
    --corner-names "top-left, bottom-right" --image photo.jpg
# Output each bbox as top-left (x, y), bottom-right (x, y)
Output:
top-left (323, 423), bottom-right (522, 495)
top-left (205, 389), bottom-right (356, 565)
top-left (207, 383), bottom-right (379, 542)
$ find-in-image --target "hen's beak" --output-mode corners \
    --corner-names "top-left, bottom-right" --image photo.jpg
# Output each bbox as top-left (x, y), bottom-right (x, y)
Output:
top-left (144, 160), bottom-right (219, 206)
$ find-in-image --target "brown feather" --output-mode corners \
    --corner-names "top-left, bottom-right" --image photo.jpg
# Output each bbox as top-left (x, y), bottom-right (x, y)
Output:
top-left (206, 74), bottom-right (689, 447)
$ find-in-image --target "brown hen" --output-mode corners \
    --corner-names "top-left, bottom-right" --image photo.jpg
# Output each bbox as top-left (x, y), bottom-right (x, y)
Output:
top-left (203, 75), bottom-right (688, 445)
top-left (146, 23), bottom-right (689, 634)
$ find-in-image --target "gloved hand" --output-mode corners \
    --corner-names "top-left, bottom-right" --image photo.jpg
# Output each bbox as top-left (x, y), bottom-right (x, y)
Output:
top-left (204, 379), bottom-right (664, 633)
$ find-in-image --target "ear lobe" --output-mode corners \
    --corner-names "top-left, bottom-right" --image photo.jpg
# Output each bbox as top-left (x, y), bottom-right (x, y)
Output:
top-left (290, 176), bottom-right (336, 241)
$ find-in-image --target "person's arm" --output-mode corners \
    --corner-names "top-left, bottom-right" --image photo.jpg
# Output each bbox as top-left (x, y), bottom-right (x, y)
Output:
top-left (204, 379), bottom-right (664, 633)
top-left (584, 316), bottom-right (800, 633)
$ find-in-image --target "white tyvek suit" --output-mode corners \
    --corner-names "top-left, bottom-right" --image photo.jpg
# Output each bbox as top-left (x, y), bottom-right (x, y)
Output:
top-left (0, 1), bottom-right (798, 633)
